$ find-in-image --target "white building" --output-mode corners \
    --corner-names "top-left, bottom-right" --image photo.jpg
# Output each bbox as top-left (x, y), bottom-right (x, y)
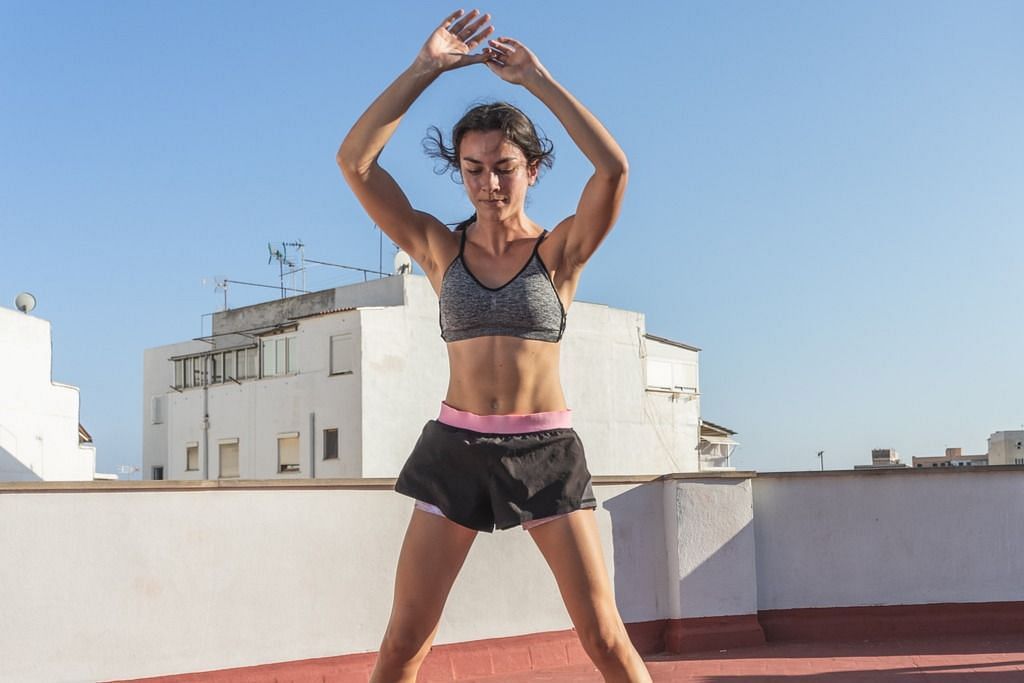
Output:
top-left (0, 305), bottom-right (97, 481)
top-left (986, 430), bottom-right (1024, 465)
top-left (143, 275), bottom-right (712, 480)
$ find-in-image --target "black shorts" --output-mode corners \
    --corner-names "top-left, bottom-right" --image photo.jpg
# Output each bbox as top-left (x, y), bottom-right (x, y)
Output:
top-left (394, 420), bottom-right (597, 532)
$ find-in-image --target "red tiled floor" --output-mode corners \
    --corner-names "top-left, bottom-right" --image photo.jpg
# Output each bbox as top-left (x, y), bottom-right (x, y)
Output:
top-left (471, 634), bottom-right (1024, 681)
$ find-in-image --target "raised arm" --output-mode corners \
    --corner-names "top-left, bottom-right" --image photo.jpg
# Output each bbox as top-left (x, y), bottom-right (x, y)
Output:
top-left (485, 38), bottom-right (628, 270)
top-left (336, 10), bottom-right (493, 276)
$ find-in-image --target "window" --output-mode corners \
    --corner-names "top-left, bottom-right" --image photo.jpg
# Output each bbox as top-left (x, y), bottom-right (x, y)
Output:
top-left (219, 440), bottom-right (239, 478)
top-left (243, 347), bottom-right (258, 378)
top-left (324, 428), bottom-right (338, 460)
top-left (278, 433), bottom-right (300, 473)
top-left (210, 353), bottom-right (221, 383)
top-left (223, 351), bottom-right (236, 381)
top-left (645, 357), bottom-right (698, 392)
top-left (330, 334), bottom-right (354, 375)
top-left (150, 395), bottom-right (165, 425)
top-left (262, 335), bottom-right (297, 377)
top-left (186, 443), bottom-right (199, 471)
top-left (152, 466), bottom-right (164, 480)
top-left (174, 360), bottom-right (185, 389)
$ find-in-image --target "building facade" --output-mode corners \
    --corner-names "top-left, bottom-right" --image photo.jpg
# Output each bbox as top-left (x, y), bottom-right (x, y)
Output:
top-left (987, 430), bottom-right (1024, 466)
top-left (0, 306), bottom-right (97, 481)
top-left (912, 447), bottom-right (988, 468)
top-left (143, 275), bottom-right (709, 480)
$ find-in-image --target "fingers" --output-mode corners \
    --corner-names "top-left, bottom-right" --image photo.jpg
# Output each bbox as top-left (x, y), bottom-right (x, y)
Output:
top-left (440, 9), bottom-right (465, 30)
top-left (486, 37), bottom-right (518, 58)
top-left (493, 36), bottom-right (524, 48)
top-left (463, 20), bottom-right (494, 49)
top-left (447, 9), bottom-right (483, 39)
top-left (443, 9), bottom-right (494, 52)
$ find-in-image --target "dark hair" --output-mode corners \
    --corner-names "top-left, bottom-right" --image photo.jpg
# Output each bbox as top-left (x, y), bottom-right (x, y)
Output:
top-left (425, 102), bottom-right (554, 231)
top-left (424, 101), bottom-right (555, 185)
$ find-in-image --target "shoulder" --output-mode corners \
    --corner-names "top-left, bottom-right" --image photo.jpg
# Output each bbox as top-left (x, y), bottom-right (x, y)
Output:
top-left (538, 215), bottom-right (578, 270)
top-left (417, 213), bottom-right (462, 279)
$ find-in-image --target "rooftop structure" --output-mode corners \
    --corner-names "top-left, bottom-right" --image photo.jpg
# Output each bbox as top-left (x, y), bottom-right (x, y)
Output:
top-left (854, 447), bottom-right (908, 470)
top-left (0, 305), bottom-right (98, 481)
top-left (143, 274), bottom-right (717, 481)
top-left (912, 446), bottom-right (988, 468)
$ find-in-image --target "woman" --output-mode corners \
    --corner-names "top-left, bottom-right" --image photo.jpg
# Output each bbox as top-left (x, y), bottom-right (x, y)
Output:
top-left (337, 9), bottom-right (649, 683)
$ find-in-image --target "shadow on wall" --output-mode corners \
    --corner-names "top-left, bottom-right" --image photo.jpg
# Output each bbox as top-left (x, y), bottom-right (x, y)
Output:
top-left (0, 445), bottom-right (42, 481)
top-left (605, 479), bottom-right (758, 625)
top-left (604, 484), bottom-right (669, 624)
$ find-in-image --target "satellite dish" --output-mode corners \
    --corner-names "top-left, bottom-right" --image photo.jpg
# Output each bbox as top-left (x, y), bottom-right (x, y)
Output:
top-left (14, 292), bottom-right (36, 314)
top-left (393, 250), bottom-right (412, 275)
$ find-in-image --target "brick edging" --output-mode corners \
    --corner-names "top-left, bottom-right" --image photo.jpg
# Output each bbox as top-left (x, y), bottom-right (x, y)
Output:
top-left (113, 602), bottom-right (1024, 682)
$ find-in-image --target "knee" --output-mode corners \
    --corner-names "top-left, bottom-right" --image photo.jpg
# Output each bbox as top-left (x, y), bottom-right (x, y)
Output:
top-left (378, 623), bottom-right (432, 668)
top-left (578, 623), bottom-right (631, 667)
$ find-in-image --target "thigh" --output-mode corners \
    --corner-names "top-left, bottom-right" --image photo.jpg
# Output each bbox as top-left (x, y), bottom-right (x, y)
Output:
top-left (528, 509), bottom-right (620, 629)
top-left (386, 507), bottom-right (478, 637)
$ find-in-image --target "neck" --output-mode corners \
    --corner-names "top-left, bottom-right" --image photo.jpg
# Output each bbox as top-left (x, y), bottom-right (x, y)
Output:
top-left (468, 213), bottom-right (540, 254)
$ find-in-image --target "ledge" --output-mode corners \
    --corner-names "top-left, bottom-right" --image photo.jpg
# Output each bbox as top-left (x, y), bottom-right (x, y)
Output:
top-left (755, 464), bottom-right (1024, 478)
top-left (1, 474), bottom-right (753, 494)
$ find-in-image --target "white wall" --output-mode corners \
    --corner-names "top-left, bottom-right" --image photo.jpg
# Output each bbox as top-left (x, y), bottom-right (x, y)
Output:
top-left (752, 468), bottom-right (1024, 610)
top-left (143, 339), bottom-right (206, 479)
top-left (0, 307), bottom-right (95, 481)
top-left (664, 477), bottom-right (757, 618)
top-left (0, 480), bottom-right (662, 683)
top-left (360, 278), bottom-right (450, 478)
top-left (5, 468), bottom-right (1023, 681)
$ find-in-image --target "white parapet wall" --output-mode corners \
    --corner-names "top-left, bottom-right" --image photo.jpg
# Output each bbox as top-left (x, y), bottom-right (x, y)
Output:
top-left (0, 478), bottom-right (681, 682)
top-left (752, 467), bottom-right (1024, 611)
top-left (3, 467), bottom-right (1024, 681)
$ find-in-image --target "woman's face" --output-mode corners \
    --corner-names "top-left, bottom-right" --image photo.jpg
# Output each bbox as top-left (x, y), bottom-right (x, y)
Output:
top-left (458, 129), bottom-right (538, 219)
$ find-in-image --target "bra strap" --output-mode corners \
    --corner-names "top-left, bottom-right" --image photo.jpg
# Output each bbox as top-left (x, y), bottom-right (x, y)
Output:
top-left (533, 229), bottom-right (549, 253)
top-left (458, 224), bottom-right (469, 256)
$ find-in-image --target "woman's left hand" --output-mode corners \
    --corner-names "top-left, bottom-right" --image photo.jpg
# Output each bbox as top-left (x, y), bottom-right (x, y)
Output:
top-left (484, 37), bottom-right (547, 85)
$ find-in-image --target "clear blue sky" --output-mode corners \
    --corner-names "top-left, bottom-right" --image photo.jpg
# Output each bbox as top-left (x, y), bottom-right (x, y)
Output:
top-left (2, 1), bottom-right (1021, 476)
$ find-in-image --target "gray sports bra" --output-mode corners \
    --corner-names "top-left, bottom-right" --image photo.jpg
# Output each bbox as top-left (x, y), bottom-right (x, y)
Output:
top-left (439, 228), bottom-right (566, 343)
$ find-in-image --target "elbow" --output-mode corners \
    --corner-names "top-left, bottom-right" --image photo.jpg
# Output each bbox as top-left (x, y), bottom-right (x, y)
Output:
top-left (612, 153), bottom-right (630, 181)
top-left (336, 151), bottom-right (374, 187)
top-left (598, 158), bottom-right (629, 193)
top-left (335, 138), bottom-right (359, 175)
top-left (597, 153), bottom-right (629, 185)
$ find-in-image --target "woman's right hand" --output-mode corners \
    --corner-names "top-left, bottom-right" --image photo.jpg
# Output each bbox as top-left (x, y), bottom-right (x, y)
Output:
top-left (414, 9), bottom-right (494, 73)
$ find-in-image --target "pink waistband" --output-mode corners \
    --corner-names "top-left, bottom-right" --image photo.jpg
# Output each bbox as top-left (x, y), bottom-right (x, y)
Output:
top-left (438, 402), bottom-right (572, 434)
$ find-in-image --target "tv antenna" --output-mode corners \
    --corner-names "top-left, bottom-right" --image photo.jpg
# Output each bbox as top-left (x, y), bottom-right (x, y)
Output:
top-left (201, 277), bottom-right (229, 310)
top-left (267, 240), bottom-right (306, 298)
top-left (118, 464), bottom-right (141, 479)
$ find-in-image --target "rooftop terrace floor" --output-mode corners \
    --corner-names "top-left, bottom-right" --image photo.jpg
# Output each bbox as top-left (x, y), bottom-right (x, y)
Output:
top-left (479, 634), bottom-right (1024, 682)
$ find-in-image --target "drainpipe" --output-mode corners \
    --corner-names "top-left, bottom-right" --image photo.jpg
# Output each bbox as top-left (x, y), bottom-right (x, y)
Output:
top-left (309, 412), bottom-right (316, 478)
top-left (202, 354), bottom-right (210, 479)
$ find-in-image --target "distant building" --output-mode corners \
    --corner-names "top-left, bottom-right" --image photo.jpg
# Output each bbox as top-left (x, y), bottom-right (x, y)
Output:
top-left (986, 430), bottom-right (1024, 466)
top-left (912, 447), bottom-right (988, 469)
top-left (855, 447), bottom-right (908, 470)
top-left (698, 420), bottom-right (738, 471)
top-left (0, 305), bottom-right (98, 481)
top-left (143, 274), bottom-right (716, 481)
